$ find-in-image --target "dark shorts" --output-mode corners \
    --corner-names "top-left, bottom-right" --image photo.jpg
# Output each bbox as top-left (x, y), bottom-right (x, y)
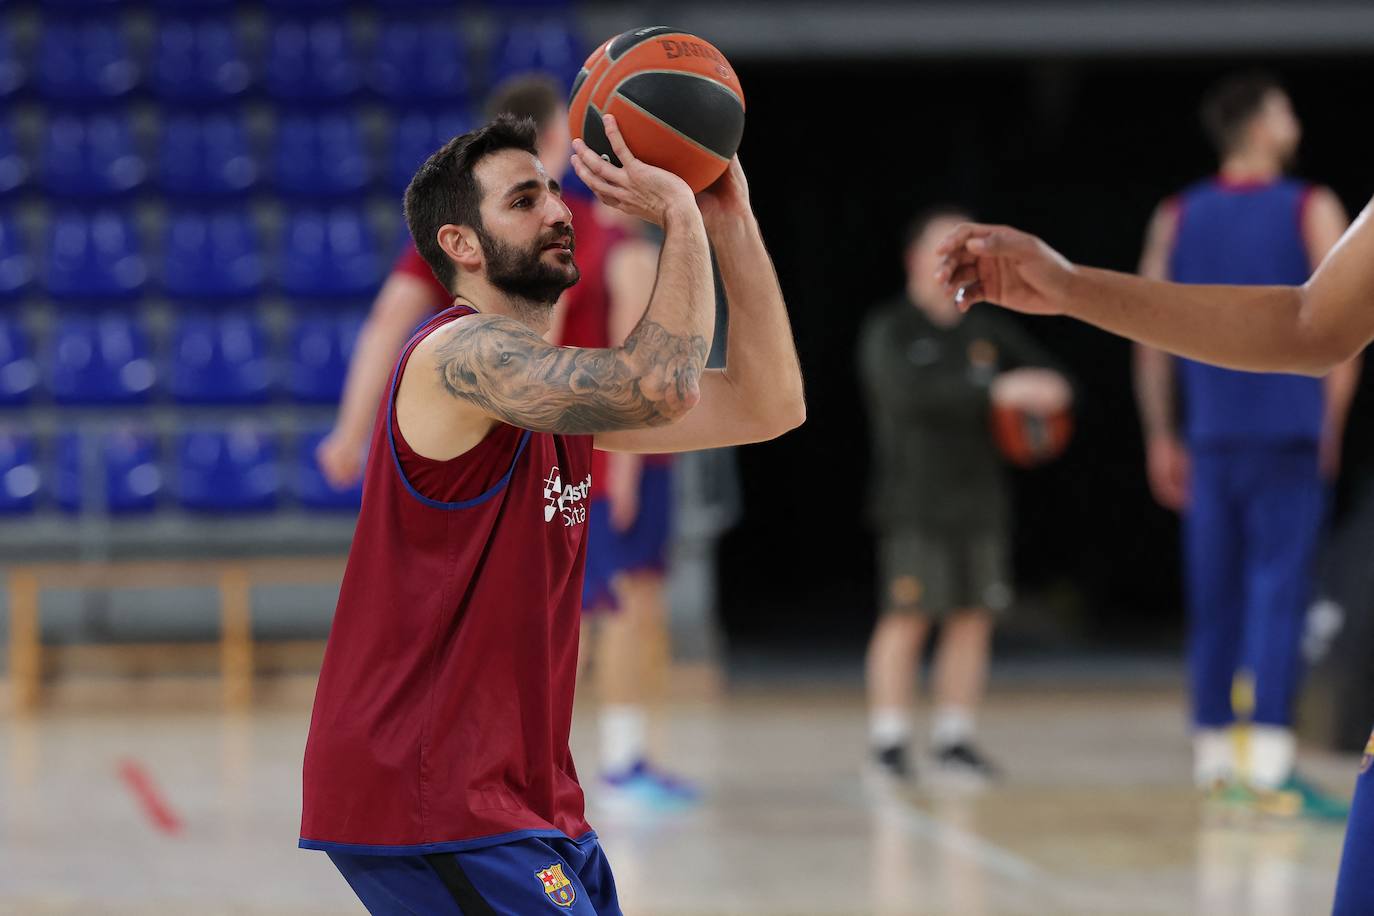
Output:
top-left (877, 528), bottom-right (1011, 618)
top-left (326, 832), bottom-right (621, 915)
top-left (582, 464), bottom-right (672, 614)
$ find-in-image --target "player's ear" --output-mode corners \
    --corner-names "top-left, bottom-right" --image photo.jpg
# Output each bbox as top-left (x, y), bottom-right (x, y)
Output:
top-left (438, 224), bottom-right (482, 271)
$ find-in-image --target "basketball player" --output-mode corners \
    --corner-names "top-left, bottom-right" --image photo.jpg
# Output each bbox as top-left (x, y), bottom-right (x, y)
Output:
top-left (860, 206), bottom-right (1072, 791)
top-left (557, 202), bottom-right (700, 807)
top-left (315, 75), bottom-right (581, 489)
top-left (1133, 73), bottom-right (1357, 815)
top-left (933, 194), bottom-right (1374, 916)
top-left (300, 114), bottom-right (803, 913)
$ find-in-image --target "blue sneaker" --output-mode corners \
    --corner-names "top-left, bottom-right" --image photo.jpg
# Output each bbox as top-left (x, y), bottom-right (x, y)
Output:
top-left (598, 759), bottom-right (701, 811)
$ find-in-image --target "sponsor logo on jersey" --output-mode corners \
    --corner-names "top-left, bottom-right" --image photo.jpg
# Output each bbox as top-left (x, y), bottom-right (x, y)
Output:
top-left (542, 466), bottom-right (592, 527)
top-left (536, 863), bottom-right (576, 908)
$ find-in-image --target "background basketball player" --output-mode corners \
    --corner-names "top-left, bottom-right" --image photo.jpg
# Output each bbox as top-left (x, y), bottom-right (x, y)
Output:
top-left (860, 206), bottom-right (1071, 790)
top-left (1133, 72), bottom-right (1357, 814)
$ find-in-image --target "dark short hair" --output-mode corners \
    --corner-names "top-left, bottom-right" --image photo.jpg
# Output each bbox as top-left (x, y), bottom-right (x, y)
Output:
top-left (1199, 71), bottom-right (1284, 156)
top-left (485, 74), bottom-right (564, 128)
top-left (903, 205), bottom-right (973, 252)
top-left (403, 114), bottom-right (540, 293)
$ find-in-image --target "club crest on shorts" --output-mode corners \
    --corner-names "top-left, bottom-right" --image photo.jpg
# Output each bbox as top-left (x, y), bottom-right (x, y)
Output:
top-left (536, 863), bottom-right (576, 908)
top-left (1362, 730), bottom-right (1374, 775)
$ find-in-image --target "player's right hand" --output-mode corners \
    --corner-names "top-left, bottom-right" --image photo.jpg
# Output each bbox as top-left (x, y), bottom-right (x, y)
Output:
top-left (316, 429), bottom-right (365, 490)
top-left (1146, 433), bottom-right (1190, 511)
top-left (570, 114), bottom-right (697, 228)
top-left (934, 223), bottom-right (1077, 316)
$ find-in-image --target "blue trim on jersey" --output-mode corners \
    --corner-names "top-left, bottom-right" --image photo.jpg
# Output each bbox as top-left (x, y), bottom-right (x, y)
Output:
top-left (299, 828), bottom-right (599, 857)
top-left (385, 304), bottom-right (533, 511)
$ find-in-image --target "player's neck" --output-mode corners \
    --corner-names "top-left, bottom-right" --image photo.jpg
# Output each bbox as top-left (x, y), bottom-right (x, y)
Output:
top-left (453, 282), bottom-right (555, 336)
top-left (1218, 150), bottom-right (1283, 186)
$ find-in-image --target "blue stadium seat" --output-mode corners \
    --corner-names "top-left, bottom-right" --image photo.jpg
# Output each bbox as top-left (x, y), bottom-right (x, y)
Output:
top-left (0, 118), bottom-right (27, 196)
top-left (169, 307), bottom-right (271, 404)
top-left (55, 428), bottom-right (162, 514)
top-left (41, 111), bottom-right (146, 199)
top-left (177, 426), bottom-right (279, 512)
top-left (0, 24), bottom-right (26, 99)
top-left (0, 316), bottom-right (37, 405)
top-left (48, 310), bottom-right (156, 404)
top-left (389, 108), bottom-right (474, 192)
top-left (0, 431), bottom-right (39, 514)
top-left (37, 20), bottom-right (138, 103)
top-left (272, 111), bottom-right (369, 198)
top-left (264, 19), bottom-right (360, 104)
top-left (151, 17), bottom-right (251, 104)
top-left (279, 207), bottom-right (382, 299)
top-left (371, 16), bottom-right (470, 105)
top-left (153, 0), bottom-right (236, 10)
top-left (0, 213), bottom-right (32, 301)
top-left (489, 18), bottom-right (581, 89)
top-left (295, 425), bottom-right (363, 510)
top-left (287, 308), bottom-right (363, 403)
top-left (264, 0), bottom-right (348, 9)
top-left (45, 209), bottom-right (146, 300)
top-left (162, 208), bottom-right (264, 300)
top-left (42, 0), bottom-right (125, 10)
top-left (159, 111), bottom-right (257, 199)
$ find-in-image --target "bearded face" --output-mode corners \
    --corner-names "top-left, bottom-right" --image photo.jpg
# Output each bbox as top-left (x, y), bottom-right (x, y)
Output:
top-left (475, 220), bottom-right (579, 306)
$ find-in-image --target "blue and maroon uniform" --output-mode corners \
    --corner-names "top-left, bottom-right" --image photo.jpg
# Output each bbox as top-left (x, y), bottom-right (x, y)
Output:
top-left (300, 304), bottom-right (622, 913)
top-left (1168, 177), bottom-right (1325, 736)
top-left (557, 216), bottom-right (674, 612)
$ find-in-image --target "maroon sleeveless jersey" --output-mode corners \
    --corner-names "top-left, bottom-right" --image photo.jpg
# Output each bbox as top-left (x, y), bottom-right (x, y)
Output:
top-left (300, 304), bottom-right (595, 854)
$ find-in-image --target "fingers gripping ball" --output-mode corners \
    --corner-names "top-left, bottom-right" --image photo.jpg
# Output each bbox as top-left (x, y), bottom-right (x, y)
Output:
top-left (569, 27), bottom-right (745, 193)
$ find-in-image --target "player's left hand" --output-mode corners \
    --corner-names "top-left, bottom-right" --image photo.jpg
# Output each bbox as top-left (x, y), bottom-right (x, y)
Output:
top-left (695, 156), bottom-right (750, 226)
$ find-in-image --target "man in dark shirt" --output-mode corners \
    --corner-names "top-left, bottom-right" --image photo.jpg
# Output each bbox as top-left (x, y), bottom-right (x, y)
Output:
top-left (859, 207), bottom-right (1071, 789)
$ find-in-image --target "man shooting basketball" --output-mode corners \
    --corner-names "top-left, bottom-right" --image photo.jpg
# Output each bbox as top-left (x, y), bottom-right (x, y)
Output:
top-left (935, 199), bottom-right (1374, 914)
top-left (299, 113), bottom-right (804, 914)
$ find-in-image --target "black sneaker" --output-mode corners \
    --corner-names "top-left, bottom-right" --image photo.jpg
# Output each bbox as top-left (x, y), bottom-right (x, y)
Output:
top-left (864, 744), bottom-right (913, 795)
top-left (931, 742), bottom-right (999, 790)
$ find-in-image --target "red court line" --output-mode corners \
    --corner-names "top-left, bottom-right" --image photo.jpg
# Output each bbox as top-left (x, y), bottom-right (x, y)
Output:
top-left (117, 758), bottom-right (184, 836)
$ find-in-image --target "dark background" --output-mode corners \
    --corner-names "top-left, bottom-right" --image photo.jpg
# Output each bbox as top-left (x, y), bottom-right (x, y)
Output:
top-left (714, 55), bottom-right (1374, 655)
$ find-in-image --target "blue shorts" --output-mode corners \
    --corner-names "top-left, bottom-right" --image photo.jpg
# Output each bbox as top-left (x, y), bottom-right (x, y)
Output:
top-left (326, 832), bottom-right (621, 915)
top-left (582, 463), bottom-right (672, 613)
top-left (1334, 730), bottom-right (1374, 914)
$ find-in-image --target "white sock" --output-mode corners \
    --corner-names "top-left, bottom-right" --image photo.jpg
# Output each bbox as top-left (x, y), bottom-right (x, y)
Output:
top-left (1246, 725), bottom-right (1296, 790)
top-left (1193, 727), bottom-right (1235, 787)
top-left (931, 706), bottom-right (974, 750)
top-left (599, 705), bottom-right (646, 775)
top-left (870, 708), bottom-right (910, 750)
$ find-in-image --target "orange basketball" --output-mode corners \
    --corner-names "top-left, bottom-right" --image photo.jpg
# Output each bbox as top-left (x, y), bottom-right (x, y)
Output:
top-left (989, 404), bottom-right (1074, 468)
top-left (568, 27), bottom-right (745, 193)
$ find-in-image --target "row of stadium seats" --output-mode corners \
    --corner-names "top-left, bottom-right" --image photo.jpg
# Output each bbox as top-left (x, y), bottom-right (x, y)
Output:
top-left (0, 309), bottom-right (363, 404)
top-left (1, 208), bottom-right (392, 300)
top-left (40, 0), bottom-right (570, 11)
top-left (0, 424), bottom-right (363, 514)
top-left (1, 15), bottom-right (581, 104)
top-left (0, 108), bottom-right (476, 198)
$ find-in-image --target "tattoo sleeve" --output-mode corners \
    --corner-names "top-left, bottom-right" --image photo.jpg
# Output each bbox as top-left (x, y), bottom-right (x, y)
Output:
top-left (435, 315), bottom-right (709, 434)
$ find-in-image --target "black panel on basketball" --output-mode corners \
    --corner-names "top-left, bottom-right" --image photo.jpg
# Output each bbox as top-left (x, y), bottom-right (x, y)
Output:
top-left (607, 25), bottom-right (678, 61)
top-left (581, 106), bottom-right (622, 168)
top-left (568, 68), bottom-right (588, 104)
top-left (616, 72), bottom-right (745, 160)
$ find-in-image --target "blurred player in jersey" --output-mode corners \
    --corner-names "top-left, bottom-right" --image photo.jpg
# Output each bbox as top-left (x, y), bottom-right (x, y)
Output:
top-left (933, 168), bottom-right (1374, 916)
top-left (1132, 73), bottom-right (1357, 816)
top-left (300, 113), bottom-right (803, 912)
top-left (317, 76), bottom-right (694, 802)
top-left (860, 206), bottom-right (1072, 791)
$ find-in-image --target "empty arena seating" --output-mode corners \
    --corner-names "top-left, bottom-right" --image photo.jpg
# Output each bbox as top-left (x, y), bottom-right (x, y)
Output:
top-left (4, 2), bottom-right (581, 520)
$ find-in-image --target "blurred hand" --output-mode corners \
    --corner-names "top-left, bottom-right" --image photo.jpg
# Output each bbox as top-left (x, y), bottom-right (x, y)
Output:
top-left (695, 156), bottom-right (750, 228)
top-left (935, 223), bottom-right (1077, 316)
top-left (609, 477), bottom-right (640, 533)
top-left (570, 115), bottom-right (697, 228)
top-left (1146, 434), bottom-right (1190, 511)
top-left (989, 368), bottom-right (1073, 414)
top-left (316, 429), bottom-right (365, 490)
